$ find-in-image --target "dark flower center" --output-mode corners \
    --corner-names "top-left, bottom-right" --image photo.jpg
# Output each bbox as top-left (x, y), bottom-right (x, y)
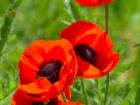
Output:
top-left (32, 101), bottom-right (44, 105)
top-left (37, 60), bottom-right (63, 84)
top-left (32, 98), bottom-right (58, 105)
top-left (47, 98), bottom-right (58, 105)
top-left (74, 44), bottom-right (97, 65)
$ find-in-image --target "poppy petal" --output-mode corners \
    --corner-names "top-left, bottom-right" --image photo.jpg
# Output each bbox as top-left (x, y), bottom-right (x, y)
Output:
top-left (19, 40), bottom-right (47, 84)
top-left (11, 89), bottom-right (32, 105)
top-left (102, 52), bottom-right (119, 74)
top-left (74, 0), bottom-right (115, 7)
top-left (23, 81), bottom-right (66, 101)
top-left (64, 87), bottom-right (71, 101)
top-left (77, 52), bottom-right (119, 78)
top-left (12, 89), bottom-right (84, 105)
top-left (91, 32), bottom-right (114, 70)
top-left (20, 77), bottom-right (52, 95)
top-left (64, 102), bottom-right (84, 105)
top-left (61, 21), bottom-right (104, 47)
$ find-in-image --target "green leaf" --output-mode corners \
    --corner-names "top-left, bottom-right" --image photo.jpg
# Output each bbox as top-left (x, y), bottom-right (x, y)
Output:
top-left (63, 0), bottom-right (86, 22)
top-left (0, 0), bottom-right (22, 104)
top-left (0, 16), bottom-right (14, 54)
top-left (134, 47), bottom-right (140, 105)
top-left (69, 0), bottom-right (86, 21)
top-left (0, 0), bottom-right (22, 59)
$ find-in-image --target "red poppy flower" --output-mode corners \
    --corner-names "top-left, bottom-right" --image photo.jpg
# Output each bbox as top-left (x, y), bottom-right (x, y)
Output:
top-left (11, 89), bottom-right (84, 105)
top-left (74, 0), bottom-right (115, 6)
top-left (61, 21), bottom-right (119, 78)
top-left (18, 39), bottom-right (77, 101)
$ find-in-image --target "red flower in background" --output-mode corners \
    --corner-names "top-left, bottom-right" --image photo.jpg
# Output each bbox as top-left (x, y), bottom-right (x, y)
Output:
top-left (11, 89), bottom-right (84, 105)
top-left (18, 39), bottom-right (77, 101)
top-left (74, 0), bottom-right (115, 6)
top-left (61, 21), bottom-right (119, 78)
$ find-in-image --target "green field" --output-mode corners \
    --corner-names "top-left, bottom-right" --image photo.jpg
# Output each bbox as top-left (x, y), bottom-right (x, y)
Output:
top-left (0, 0), bottom-right (140, 105)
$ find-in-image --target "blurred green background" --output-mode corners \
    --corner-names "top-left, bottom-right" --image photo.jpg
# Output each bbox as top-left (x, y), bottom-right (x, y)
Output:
top-left (0, 0), bottom-right (140, 105)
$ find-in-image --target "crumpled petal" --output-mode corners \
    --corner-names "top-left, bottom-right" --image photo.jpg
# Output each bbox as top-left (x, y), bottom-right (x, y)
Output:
top-left (11, 89), bottom-right (32, 105)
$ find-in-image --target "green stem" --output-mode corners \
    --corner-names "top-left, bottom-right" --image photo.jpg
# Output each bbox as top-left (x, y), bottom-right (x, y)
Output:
top-left (103, 4), bottom-right (110, 105)
top-left (105, 4), bottom-right (109, 33)
top-left (103, 74), bottom-right (110, 105)
top-left (80, 78), bottom-right (88, 105)
top-left (62, 92), bottom-right (68, 103)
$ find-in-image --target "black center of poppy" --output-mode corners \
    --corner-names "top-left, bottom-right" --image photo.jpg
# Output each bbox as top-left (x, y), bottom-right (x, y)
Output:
top-left (47, 99), bottom-right (58, 105)
top-left (37, 60), bottom-right (63, 84)
top-left (74, 44), bottom-right (97, 65)
top-left (32, 101), bottom-right (44, 105)
top-left (32, 98), bottom-right (58, 105)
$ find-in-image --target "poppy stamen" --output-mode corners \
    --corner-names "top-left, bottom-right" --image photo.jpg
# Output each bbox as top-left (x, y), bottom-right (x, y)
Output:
top-left (37, 60), bottom-right (63, 84)
top-left (74, 44), bottom-right (97, 65)
top-left (42, 64), bottom-right (55, 76)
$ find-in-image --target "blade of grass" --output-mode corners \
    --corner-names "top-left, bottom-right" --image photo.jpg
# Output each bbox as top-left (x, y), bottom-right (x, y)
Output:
top-left (134, 47), bottom-right (140, 105)
top-left (0, 88), bottom-right (17, 104)
top-left (95, 78), bottom-right (103, 105)
top-left (134, 64), bottom-right (140, 105)
top-left (80, 78), bottom-right (88, 105)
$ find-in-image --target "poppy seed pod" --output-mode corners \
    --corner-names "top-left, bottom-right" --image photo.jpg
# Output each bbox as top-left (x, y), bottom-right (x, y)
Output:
top-left (61, 21), bottom-right (119, 78)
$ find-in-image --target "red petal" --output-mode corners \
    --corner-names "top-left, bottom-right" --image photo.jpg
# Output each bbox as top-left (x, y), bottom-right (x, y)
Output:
top-left (64, 87), bottom-right (71, 101)
top-left (92, 32), bottom-right (114, 70)
top-left (19, 40), bottom-right (46, 84)
top-left (74, 0), bottom-right (115, 7)
top-left (11, 89), bottom-right (32, 105)
top-left (61, 21), bottom-right (104, 46)
top-left (20, 77), bottom-right (52, 95)
top-left (64, 102), bottom-right (84, 105)
top-left (77, 52), bottom-right (119, 78)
